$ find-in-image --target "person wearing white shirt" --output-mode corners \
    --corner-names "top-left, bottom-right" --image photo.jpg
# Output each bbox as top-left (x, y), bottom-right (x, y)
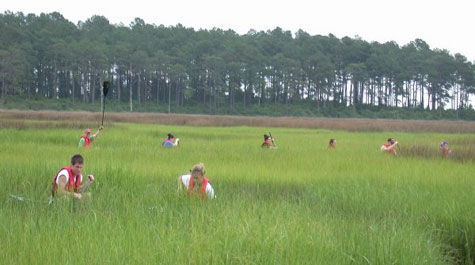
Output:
top-left (49, 154), bottom-right (95, 204)
top-left (177, 163), bottom-right (215, 199)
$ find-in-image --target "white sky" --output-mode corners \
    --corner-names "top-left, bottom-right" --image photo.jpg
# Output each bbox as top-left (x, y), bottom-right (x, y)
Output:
top-left (2, 0), bottom-right (475, 61)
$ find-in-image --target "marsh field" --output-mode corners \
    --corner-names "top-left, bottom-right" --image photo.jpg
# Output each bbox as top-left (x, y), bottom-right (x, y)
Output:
top-left (0, 111), bottom-right (474, 265)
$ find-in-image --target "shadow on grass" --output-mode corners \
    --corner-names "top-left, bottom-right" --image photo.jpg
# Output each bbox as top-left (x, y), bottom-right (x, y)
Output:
top-left (220, 179), bottom-right (475, 265)
top-left (435, 217), bottom-right (475, 265)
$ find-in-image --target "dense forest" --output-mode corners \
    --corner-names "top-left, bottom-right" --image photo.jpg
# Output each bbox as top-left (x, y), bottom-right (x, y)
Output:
top-left (1, 11), bottom-right (474, 118)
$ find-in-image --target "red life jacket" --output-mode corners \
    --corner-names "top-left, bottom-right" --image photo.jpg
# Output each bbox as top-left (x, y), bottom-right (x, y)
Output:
top-left (383, 143), bottom-right (396, 154)
top-left (50, 167), bottom-right (82, 196)
top-left (186, 177), bottom-right (209, 199)
top-left (81, 135), bottom-right (91, 147)
top-left (262, 139), bottom-right (271, 146)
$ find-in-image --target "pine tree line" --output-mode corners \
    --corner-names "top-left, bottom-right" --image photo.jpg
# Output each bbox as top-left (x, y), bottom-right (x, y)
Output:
top-left (1, 11), bottom-right (474, 115)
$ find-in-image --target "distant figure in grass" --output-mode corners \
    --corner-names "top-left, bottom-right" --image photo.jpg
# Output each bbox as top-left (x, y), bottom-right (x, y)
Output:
top-left (261, 134), bottom-right (277, 148)
top-left (177, 163), bottom-right (215, 199)
top-left (440, 140), bottom-right (452, 157)
top-left (328, 138), bottom-right (337, 149)
top-left (163, 133), bottom-right (180, 147)
top-left (381, 138), bottom-right (398, 155)
top-left (49, 154), bottom-right (95, 204)
top-left (78, 126), bottom-right (103, 148)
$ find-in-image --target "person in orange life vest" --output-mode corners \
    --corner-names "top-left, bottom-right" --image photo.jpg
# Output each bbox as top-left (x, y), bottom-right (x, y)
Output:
top-left (381, 137), bottom-right (398, 155)
top-left (328, 138), bottom-right (337, 149)
top-left (50, 154), bottom-right (95, 203)
top-left (78, 126), bottom-right (103, 148)
top-left (163, 133), bottom-right (180, 147)
top-left (261, 134), bottom-right (276, 148)
top-left (439, 140), bottom-right (452, 157)
top-left (177, 163), bottom-right (215, 199)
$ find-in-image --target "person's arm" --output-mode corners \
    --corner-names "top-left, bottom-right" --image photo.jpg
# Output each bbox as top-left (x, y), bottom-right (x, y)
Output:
top-left (391, 141), bottom-right (398, 149)
top-left (92, 126), bottom-right (104, 140)
top-left (206, 184), bottom-right (215, 199)
top-left (57, 175), bottom-right (82, 199)
top-left (78, 137), bottom-right (85, 148)
top-left (177, 176), bottom-right (184, 191)
top-left (79, 175), bottom-right (95, 193)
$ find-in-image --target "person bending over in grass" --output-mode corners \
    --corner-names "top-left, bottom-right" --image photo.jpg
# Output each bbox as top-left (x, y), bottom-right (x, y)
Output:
top-left (261, 134), bottom-right (277, 148)
top-left (381, 138), bottom-right (398, 155)
top-left (439, 140), bottom-right (452, 157)
top-left (49, 154), bottom-right (95, 204)
top-left (78, 126), bottom-right (103, 148)
top-left (163, 133), bottom-right (180, 147)
top-left (328, 138), bottom-right (337, 149)
top-left (177, 163), bottom-right (215, 199)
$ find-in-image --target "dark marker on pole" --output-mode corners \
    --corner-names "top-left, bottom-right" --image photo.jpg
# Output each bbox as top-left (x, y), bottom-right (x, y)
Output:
top-left (102, 81), bottom-right (110, 126)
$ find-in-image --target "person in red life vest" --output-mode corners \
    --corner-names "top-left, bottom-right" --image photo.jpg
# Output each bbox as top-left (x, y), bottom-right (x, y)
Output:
top-left (49, 154), bottom-right (95, 204)
top-left (261, 134), bottom-right (276, 148)
top-left (328, 138), bottom-right (337, 149)
top-left (439, 140), bottom-right (452, 157)
top-left (177, 163), bottom-right (215, 199)
top-left (381, 137), bottom-right (399, 155)
top-left (163, 133), bottom-right (180, 147)
top-left (78, 126), bottom-right (103, 148)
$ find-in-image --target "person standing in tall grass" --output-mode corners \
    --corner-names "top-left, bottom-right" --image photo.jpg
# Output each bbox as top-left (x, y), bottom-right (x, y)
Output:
top-left (78, 126), bottom-right (103, 148)
top-left (381, 138), bottom-right (398, 155)
top-left (177, 163), bottom-right (215, 199)
top-left (49, 154), bottom-right (95, 204)
top-left (440, 140), bottom-right (452, 157)
top-left (328, 139), bottom-right (337, 149)
top-left (261, 134), bottom-right (277, 148)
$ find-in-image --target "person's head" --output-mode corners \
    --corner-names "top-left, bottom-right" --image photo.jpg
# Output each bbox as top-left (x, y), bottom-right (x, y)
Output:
top-left (387, 138), bottom-right (395, 144)
top-left (440, 140), bottom-right (448, 148)
top-left (264, 134), bottom-right (269, 141)
top-left (85, 128), bottom-right (91, 137)
top-left (70, 154), bottom-right (84, 176)
top-left (190, 163), bottom-right (205, 184)
top-left (167, 133), bottom-right (174, 140)
top-left (329, 138), bottom-right (336, 147)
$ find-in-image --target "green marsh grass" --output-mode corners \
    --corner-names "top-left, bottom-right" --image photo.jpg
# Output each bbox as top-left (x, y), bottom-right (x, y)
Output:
top-left (0, 121), bottom-right (474, 264)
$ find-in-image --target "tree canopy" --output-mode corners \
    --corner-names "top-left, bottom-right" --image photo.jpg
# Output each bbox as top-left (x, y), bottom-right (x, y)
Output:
top-left (1, 11), bottom-right (474, 118)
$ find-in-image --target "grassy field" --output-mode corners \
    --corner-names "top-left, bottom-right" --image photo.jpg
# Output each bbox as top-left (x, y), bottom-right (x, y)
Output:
top-left (0, 118), bottom-right (474, 265)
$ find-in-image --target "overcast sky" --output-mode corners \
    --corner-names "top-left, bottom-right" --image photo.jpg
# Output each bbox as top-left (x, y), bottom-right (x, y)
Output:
top-left (2, 0), bottom-right (474, 61)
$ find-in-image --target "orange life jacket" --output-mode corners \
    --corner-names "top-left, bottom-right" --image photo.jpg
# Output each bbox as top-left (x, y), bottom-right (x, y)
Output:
top-left (186, 177), bottom-right (209, 199)
top-left (51, 167), bottom-right (81, 197)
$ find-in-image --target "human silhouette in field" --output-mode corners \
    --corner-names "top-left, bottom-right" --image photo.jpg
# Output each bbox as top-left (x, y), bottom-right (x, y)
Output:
top-left (78, 126), bottom-right (103, 148)
top-left (261, 134), bottom-right (277, 148)
top-left (49, 154), bottom-right (95, 204)
top-left (328, 138), bottom-right (337, 149)
top-left (177, 163), bottom-right (215, 199)
top-left (163, 133), bottom-right (180, 147)
top-left (381, 138), bottom-right (399, 155)
top-left (439, 140), bottom-right (452, 157)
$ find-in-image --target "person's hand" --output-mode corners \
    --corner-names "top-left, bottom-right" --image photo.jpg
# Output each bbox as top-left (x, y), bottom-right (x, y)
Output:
top-left (74, 193), bottom-right (82, 200)
top-left (394, 141), bottom-right (398, 145)
top-left (87, 174), bottom-right (95, 183)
